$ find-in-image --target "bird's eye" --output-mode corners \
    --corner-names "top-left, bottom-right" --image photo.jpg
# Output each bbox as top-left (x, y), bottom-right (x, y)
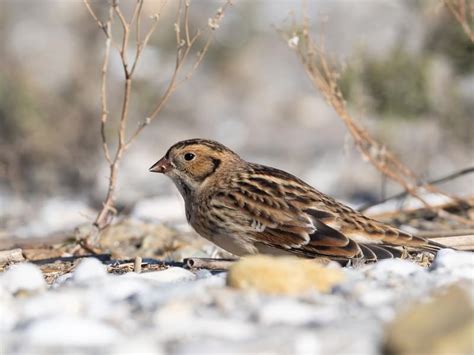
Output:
top-left (184, 152), bottom-right (195, 161)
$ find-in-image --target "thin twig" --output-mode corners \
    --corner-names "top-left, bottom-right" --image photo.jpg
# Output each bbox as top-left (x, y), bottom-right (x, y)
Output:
top-left (184, 257), bottom-right (238, 270)
top-left (100, 6), bottom-right (114, 165)
top-left (83, 0), bottom-right (108, 35)
top-left (126, 0), bottom-right (233, 147)
top-left (130, 11), bottom-right (160, 76)
top-left (359, 167), bottom-right (474, 211)
top-left (129, 0), bottom-right (143, 28)
top-left (83, 0), bottom-right (232, 230)
top-left (443, 0), bottom-right (474, 42)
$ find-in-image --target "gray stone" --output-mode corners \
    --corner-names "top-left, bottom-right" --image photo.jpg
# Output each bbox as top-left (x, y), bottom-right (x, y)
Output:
top-left (1, 262), bottom-right (46, 294)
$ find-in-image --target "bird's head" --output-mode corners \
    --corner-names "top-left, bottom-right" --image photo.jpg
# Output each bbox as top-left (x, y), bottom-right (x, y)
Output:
top-left (149, 138), bottom-right (241, 194)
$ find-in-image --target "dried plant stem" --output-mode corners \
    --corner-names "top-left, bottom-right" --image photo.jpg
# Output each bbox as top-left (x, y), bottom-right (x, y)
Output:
top-left (359, 167), bottom-right (474, 212)
top-left (281, 14), bottom-right (465, 213)
top-left (443, 0), bottom-right (474, 42)
top-left (83, 0), bottom-right (232, 231)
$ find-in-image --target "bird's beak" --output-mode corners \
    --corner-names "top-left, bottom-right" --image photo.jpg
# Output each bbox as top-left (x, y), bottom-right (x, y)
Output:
top-left (149, 157), bottom-right (172, 173)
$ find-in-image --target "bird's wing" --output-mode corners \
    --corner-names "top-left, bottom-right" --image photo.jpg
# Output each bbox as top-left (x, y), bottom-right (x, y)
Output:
top-left (210, 164), bottom-right (438, 261)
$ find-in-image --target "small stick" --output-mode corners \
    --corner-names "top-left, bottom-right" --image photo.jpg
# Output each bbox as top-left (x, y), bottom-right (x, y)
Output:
top-left (417, 228), bottom-right (474, 238)
top-left (134, 256), bottom-right (142, 273)
top-left (359, 167), bottom-right (474, 212)
top-left (429, 235), bottom-right (474, 250)
top-left (184, 257), bottom-right (238, 270)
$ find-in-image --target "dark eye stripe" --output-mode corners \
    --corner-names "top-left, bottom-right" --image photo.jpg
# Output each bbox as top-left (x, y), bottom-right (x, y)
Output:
top-left (195, 158), bottom-right (221, 182)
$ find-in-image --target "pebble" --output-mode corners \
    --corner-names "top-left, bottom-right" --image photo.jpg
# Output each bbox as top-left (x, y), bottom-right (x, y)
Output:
top-left (384, 285), bottom-right (474, 355)
top-left (227, 255), bottom-right (345, 295)
top-left (0, 248), bottom-right (25, 264)
top-left (1, 263), bottom-right (46, 294)
top-left (430, 248), bottom-right (474, 271)
top-left (20, 291), bottom-right (81, 320)
top-left (365, 259), bottom-right (425, 280)
top-left (102, 277), bottom-right (152, 301)
top-left (73, 257), bottom-right (108, 283)
top-left (0, 302), bottom-right (17, 331)
top-left (259, 299), bottom-right (338, 326)
top-left (23, 316), bottom-right (119, 347)
top-left (158, 317), bottom-right (256, 341)
top-left (1, 249), bottom-right (473, 354)
top-left (51, 272), bottom-right (74, 288)
top-left (358, 289), bottom-right (395, 308)
top-left (293, 332), bottom-right (321, 355)
top-left (132, 267), bottom-right (196, 284)
top-left (111, 336), bottom-right (164, 355)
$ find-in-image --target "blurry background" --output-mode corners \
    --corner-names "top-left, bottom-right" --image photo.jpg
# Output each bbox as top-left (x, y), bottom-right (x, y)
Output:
top-left (0, 0), bottom-right (472, 238)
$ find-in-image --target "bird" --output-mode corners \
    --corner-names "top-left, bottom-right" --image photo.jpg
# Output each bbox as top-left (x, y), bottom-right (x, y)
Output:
top-left (149, 138), bottom-right (446, 263)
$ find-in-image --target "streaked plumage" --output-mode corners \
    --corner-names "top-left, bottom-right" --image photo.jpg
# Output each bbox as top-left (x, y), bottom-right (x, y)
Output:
top-left (150, 138), bottom-right (445, 262)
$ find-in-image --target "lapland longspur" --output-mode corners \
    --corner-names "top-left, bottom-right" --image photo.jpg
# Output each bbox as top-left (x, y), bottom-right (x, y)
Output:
top-left (150, 139), bottom-right (445, 262)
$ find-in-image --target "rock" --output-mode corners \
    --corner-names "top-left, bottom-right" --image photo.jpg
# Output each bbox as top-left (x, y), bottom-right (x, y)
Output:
top-left (73, 258), bottom-right (108, 283)
top-left (97, 219), bottom-right (210, 260)
top-left (1, 263), bottom-right (46, 294)
top-left (102, 277), bottom-right (152, 301)
top-left (20, 291), bottom-right (81, 320)
top-left (131, 267), bottom-right (196, 284)
top-left (158, 316), bottom-right (256, 341)
top-left (431, 248), bottom-right (474, 271)
top-left (24, 316), bottom-right (119, 347)
top-left (358, 289), bottom-right (395, 308)
top-left (384, 285), bottom-right (474, 355)
top-left (259, 299), bottom-right (339, 326)
top-left (194, 269), bottom-right (213, 279)
top-left (293, 332), bottom-right (321, 355)
top-left (226, 255), bottom-right (344, 295)
top-left (111, 336), bottom-right (164, 355)
top-left (0, 248), bottom-right (25, 264)
top-left (366, 259), bottom-right (425, 280)
top-left (51, 272), bottom-right (74, 288)
top-left (0, 301), bottom-right (17, 331)
top-left (22, 247), bottom-right (64, 262)
top-left (430, 249), bottom-right (474, 282)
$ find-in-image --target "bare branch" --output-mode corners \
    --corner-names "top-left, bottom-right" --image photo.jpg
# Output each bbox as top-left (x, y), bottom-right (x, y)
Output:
top-left (130, 12), bottom-right (160, 76)
top-left (83, 0), bottom-right (233, 230)
top-left (113, 1), bottom-right (131, 76)
top-left (100, 6), bottom-right (114, 165)
top-left (184, 0), bottom-right (191, 46)
top-left (83, 0), bottom-right (108, 35)
top-left (126, 0), bottom-right (233, 147)
top-left (129, 0), bottom-right (143, 28)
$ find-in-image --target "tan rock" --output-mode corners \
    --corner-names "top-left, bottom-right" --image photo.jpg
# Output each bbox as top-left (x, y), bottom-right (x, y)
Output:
top-left (226, 255), bottom-right (344, 295)
top-left (384, 284), bottom-right (474, 355)
top-left (0, 248), bottom-right (25, 264)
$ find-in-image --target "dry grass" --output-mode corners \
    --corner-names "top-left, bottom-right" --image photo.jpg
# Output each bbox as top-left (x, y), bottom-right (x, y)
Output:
top-left (279, 11), bottom-right (473, 219)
